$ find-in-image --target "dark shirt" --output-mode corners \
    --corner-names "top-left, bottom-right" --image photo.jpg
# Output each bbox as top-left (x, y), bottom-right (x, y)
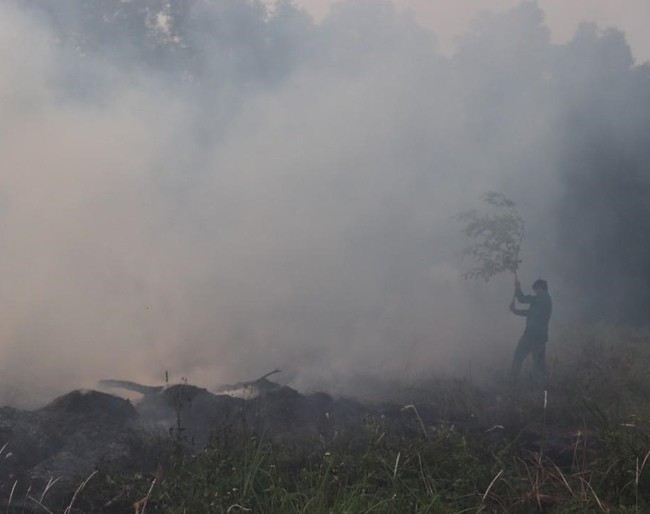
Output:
top-left (513, 289), bottom-right (552, 343)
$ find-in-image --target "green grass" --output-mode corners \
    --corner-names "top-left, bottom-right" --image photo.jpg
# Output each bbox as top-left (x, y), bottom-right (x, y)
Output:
top-left (7, 324), bottom-right (650, 513)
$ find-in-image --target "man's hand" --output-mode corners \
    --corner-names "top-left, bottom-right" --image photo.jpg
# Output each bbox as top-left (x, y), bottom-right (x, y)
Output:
top-left (509, 300), bottom-right (515, 312)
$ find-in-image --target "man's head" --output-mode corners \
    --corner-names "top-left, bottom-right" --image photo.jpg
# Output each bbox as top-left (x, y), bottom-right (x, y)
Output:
top-left (532, 279), bottom-right (548, 293)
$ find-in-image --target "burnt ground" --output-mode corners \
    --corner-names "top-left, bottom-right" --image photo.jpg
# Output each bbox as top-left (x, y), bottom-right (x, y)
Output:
top-left (0, 382), bottom-right (431, 498)
top-left (0, 377), bottom-right (594, 509)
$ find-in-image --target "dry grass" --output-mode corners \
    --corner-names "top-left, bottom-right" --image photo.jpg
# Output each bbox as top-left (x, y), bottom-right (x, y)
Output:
top-left (4, 324), bottom-right (650, 513)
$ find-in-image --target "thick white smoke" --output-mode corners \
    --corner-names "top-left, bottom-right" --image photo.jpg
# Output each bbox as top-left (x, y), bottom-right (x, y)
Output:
top-left (0, 1), bottom-right (646, 406)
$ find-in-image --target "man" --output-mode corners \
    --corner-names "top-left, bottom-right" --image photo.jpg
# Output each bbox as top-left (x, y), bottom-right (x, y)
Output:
top-left (509, 278), bottom-right (552, 382)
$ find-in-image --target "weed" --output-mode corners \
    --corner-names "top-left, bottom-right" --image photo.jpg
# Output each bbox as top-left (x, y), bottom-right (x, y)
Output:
top-left (5, 325), bottom-right (650, 512)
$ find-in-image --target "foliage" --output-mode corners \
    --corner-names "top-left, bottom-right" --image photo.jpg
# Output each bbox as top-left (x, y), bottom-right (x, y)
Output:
top-left (457, 191), bottom-right (525, 281)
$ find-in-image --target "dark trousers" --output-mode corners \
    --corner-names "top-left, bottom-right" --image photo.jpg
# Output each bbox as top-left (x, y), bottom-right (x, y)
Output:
top-left (511, 335), bottom-right (547, 382)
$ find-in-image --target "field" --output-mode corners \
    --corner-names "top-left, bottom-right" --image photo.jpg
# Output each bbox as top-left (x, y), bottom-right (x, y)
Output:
top-left (4, 324), bottom-right (650, 513)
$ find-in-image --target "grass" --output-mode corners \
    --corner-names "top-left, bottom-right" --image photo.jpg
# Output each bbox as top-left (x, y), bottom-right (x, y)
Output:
top-left (6, 324), bottom-right (650, 512)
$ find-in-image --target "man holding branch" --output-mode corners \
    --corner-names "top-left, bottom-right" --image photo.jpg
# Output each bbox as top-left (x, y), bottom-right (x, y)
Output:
top-left (458, 192), bottom-right (553, 383)
top-left (509, 278), bottom-right (553, 383)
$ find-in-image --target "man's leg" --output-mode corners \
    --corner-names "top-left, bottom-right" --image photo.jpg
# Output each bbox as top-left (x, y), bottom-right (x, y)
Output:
top-left (531, 343), bottom-right (547, 383)
top-left (511, 335), bottom-right (531, 382)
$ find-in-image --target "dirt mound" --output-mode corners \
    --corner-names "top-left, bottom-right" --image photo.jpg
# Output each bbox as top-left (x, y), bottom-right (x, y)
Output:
top-left (0, 382), bottom-right (440, 504)
top-left (40, 389), bottom-right (137, 424)
top-left (0, 390), bottom-right (144, 503)
top-left (136, 384), bottom-right (244, 447)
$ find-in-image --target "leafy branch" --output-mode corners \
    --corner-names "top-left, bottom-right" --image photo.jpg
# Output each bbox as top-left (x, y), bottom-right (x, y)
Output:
top-left (457, 191), bottom-right (524, 282)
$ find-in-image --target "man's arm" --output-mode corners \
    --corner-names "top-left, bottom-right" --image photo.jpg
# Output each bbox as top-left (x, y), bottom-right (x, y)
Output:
top-left (514, 284), bottom-right (534, 304)
top-left (509, 300), bottom-right (529, 317)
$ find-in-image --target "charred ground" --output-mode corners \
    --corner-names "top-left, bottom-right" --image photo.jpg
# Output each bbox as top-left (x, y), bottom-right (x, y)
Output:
top-left (2, 325), bottom-right (650, 513)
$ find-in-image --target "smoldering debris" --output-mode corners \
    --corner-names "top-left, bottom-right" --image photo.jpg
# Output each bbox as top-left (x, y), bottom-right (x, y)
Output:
top-left (0, 382), bottom-right (446, 502)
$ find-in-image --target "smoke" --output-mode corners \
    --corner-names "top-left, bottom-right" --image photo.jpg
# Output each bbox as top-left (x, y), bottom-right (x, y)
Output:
top-left (0, 0), bottom-right (648, 406)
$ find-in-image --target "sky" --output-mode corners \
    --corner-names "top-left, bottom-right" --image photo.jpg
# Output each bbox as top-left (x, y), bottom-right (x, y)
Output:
top-left (293, 0), bottom-right (650, 62)
top-left (1, 0), bottom-right (649, 407)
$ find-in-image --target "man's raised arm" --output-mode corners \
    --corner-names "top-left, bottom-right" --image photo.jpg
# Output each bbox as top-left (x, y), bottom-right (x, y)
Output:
top-left (509, 299), bottom-right (529, 317)
top-left (514, 278), bottom-right (534, 304)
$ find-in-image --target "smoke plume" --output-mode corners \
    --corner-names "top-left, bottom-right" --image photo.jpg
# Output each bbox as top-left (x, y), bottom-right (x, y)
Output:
top-left (1, 0), bottom-right (648, 406)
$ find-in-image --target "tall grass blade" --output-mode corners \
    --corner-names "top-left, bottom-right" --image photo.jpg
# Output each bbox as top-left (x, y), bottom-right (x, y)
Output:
top-left (6, 480), bottom-right (17, 514)
top-left (480, 469), bottom-right (503, 504)
top-left (63, 470), bottom-right (98, 514)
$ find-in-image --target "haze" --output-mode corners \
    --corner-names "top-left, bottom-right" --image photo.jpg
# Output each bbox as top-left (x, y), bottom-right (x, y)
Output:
top-left (295, 0), bottom-right (650, 63)
top-left (1, 0), bottom-right (649, 407)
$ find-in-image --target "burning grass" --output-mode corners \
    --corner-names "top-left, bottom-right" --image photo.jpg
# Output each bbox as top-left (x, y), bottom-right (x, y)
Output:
top-left (4, 324), bottom-right (650, 512)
